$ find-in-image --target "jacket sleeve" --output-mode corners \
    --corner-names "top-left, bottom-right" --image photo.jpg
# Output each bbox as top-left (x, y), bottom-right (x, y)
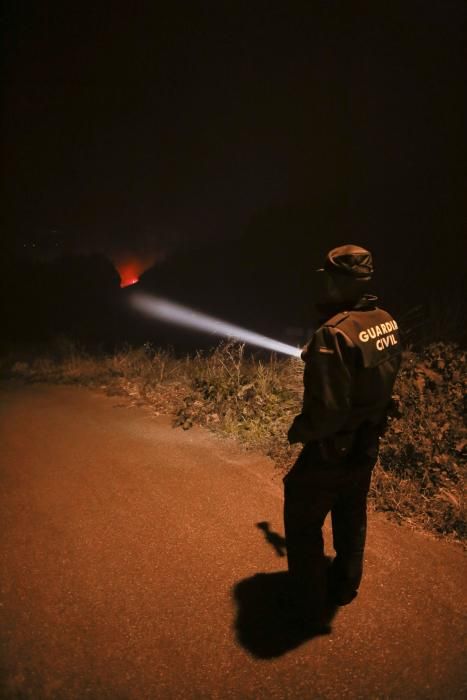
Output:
top-left (288, 326), bottom-right (356, 444)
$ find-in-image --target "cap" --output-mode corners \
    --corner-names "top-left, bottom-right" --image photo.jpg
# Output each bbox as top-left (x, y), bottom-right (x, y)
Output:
top-left (316, 244), bottom-right (373, 280)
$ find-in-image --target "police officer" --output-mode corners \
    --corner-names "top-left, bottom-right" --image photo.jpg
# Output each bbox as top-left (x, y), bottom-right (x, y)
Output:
top-left (284, 244), bottom-right (402, 629)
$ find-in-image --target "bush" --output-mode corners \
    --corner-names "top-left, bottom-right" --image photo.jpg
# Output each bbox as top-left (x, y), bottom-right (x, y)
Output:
top-left (173, 342), bottom-right (303, 463)
top-left (374, 343), bottom-right (466, 539)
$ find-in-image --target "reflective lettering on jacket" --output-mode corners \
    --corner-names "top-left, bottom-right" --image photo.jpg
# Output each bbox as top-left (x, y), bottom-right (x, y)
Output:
top-left (358, 319), bottom-right (399, 350)
top-left (324, 309), bottom-right (402, 369)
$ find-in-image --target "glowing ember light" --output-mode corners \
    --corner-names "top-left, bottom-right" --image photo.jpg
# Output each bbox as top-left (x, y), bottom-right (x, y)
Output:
top-left (112, 254), bottom-right (159, 289)
top-left (130, 291), bottom-right (302, 358)
top-left (117, 261), bottom-right (141, 287)
top-left (120, 276), bottom-right (139, 288)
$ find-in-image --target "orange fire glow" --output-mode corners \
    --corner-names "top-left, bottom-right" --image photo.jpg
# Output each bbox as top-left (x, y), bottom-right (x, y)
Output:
top-left (120, 276), bottom-right (139, 288)
top-left (111, 253), bottom-right (158, 289)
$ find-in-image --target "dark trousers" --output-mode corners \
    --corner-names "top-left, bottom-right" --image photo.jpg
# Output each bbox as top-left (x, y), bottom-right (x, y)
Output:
top-left (283, 429), bottom-right (378, 619)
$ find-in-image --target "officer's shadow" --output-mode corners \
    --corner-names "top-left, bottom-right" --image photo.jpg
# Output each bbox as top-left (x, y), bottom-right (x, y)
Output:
top-left (232, 522), bottom-right (337, 659)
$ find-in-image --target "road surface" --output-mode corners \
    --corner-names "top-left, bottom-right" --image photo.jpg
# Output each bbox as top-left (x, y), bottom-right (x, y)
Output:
top-left (0, 382), bottom-right (466, 699)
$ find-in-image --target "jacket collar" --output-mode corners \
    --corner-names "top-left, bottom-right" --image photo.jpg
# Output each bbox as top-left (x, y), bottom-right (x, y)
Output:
top-left (315, 294), bottom-right (378, 324)
top-left (354, 293), bottom-right (378, 311)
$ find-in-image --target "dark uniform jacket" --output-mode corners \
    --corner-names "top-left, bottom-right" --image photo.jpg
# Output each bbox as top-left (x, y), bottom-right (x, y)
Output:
top-left (288, 294), bottom-right (402, 445)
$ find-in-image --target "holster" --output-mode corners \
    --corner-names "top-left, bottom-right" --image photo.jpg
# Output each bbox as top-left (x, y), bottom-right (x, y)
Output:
top-left (318, 431), bottom-right (356, 462)
top-left (318, 422), bottom-right (382, 465)
top-left (351, 422), bottom-right (381, 466)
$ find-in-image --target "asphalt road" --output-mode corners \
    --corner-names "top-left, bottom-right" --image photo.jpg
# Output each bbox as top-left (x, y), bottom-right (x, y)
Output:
top-left (0, 382), bottom-right (466, 699)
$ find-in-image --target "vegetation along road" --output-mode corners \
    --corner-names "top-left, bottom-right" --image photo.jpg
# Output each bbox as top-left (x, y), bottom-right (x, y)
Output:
top-left (0, 382), bottom-right (466, 699)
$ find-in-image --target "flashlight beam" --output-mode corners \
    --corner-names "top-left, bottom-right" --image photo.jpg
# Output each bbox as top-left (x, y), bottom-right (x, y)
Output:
top-left (130, 292), bottom-right (302, 358)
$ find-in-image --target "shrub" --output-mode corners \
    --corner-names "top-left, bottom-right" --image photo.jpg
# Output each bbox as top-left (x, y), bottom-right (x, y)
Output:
top-left (174, 342), bottom-right (302, 460)
top-left (375, 343), bottom-right (466, 539)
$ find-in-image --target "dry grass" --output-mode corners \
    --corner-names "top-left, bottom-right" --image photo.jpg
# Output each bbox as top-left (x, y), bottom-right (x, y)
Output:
top-left (2, 336), bottom-right (465, 543)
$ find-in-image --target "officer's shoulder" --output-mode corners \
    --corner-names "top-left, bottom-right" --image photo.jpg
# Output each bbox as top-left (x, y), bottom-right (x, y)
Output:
top-left (323, 311), bottom-right (350, 328)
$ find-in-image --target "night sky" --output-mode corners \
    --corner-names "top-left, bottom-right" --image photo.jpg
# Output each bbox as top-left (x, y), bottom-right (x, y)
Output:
top-left (1, 0), bottom-right (466, 344)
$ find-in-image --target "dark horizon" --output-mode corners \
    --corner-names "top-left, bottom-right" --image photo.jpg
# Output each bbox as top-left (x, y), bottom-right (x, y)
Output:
top-left (1, 1), bottom-right (465, 350)
top-left (1, 230), bottom-right (465, 355)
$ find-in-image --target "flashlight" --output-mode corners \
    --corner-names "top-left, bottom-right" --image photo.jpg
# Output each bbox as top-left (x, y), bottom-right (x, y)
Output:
top-left (130, 291), bottom-right (302, 358)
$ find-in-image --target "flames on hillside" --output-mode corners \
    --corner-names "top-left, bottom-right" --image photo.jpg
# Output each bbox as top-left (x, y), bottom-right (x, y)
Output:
top-left (111, 252), bottom-right (159, 288)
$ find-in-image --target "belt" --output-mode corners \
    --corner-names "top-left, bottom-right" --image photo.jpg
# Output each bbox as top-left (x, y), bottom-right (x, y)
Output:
top-left (318, 431), bottom-right (356, 461)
